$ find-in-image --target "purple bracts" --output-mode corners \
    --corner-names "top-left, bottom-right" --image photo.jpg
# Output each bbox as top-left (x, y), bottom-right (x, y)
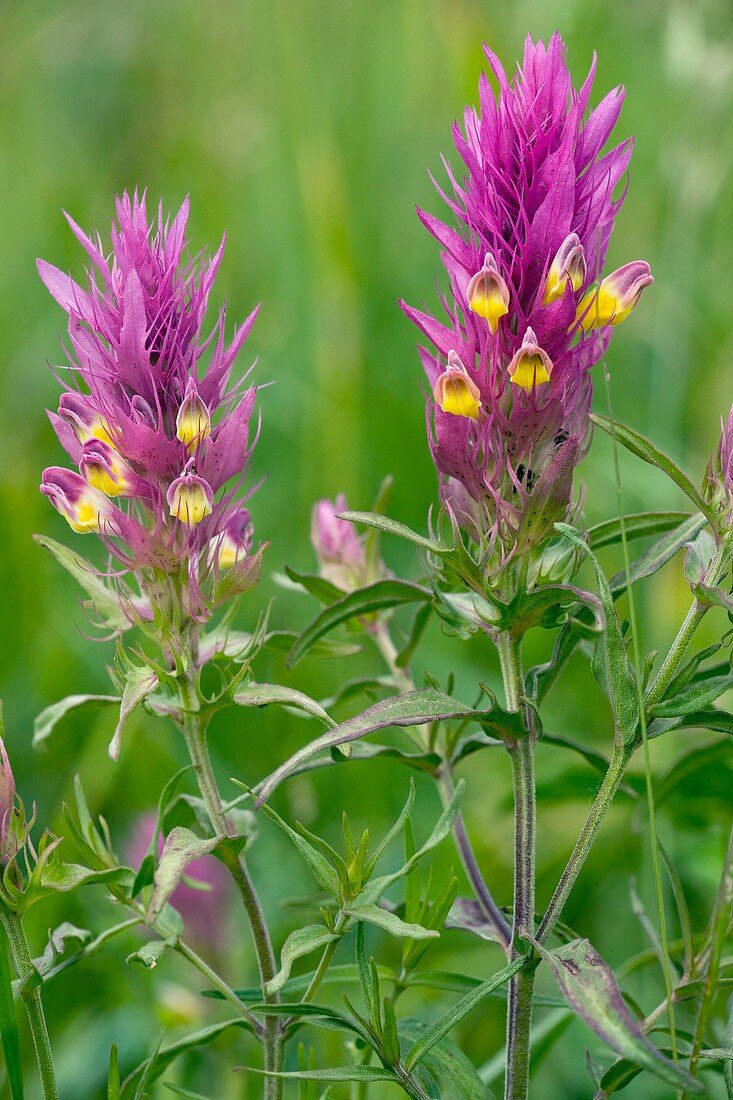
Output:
top-left (402, 34), bottom-right (652, 563)
top-left (39, 193), bottom-right (260, 604)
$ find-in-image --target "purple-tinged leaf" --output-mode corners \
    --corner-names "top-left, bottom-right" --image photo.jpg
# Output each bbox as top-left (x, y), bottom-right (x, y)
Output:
top-left (533, 937), bottom-right (703, 1093)
top-left (446, 897), bottom-right (507, 944)
top-left (254, 689), bottom-right (489, 805)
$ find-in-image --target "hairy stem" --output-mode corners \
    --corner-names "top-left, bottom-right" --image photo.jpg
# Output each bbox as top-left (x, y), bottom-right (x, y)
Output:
top-left (178, 666), bottom-right (283, 1098)
top-left (2, 909), bottom-right (58, 1100)
top-left (498, 632), bottom-right (536, 1100)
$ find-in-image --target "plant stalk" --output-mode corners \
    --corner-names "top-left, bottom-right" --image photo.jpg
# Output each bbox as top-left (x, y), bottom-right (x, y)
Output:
top-left (498, 632), bottom-right (536, 1100)
top-left (2, 909), bottom-right (59, 1100)
top-left (178, 668), bottom-right (283, 1098)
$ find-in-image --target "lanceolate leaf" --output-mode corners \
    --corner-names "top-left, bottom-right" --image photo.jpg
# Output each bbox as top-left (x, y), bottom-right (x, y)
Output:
top-left (556, 524), bottom-right (639, 745)
top-left (649, 671), bottom-right (733, 718)
top-left (255, 690), bottom-right (489, 805)
top-left (591, 415), bottom-right (716, 525)
top-left (265, 925), bottom-right (339, 996)
top-left (588, 511), bottom-right (696, 550)
top-left (344, 904), bottom-right (438, 940)
top-left (245, 1067), bottom-right (399, 1085)
top-left (403, 957), bottom-right (526, 1071)
top-left (33, 693), bottom-right (119, 748)
top-left (108, 665), bottom-right (159, 762)
top-left (400, 1020), bottom-right (496, 1099)
top-left (122, 1019), bottom-right (252, 1092)
top-left (233, 683), bottom-right (335, 727)
top-left (147, 828), bottom-right (221, 922)
top-left (287, 580), bottom-right (432, 667)
top-left (533, 937), bottom-right (702, 1093)
top-left (608, 514), bottom-right (707, 596)
top-left (34, 533), bottom-right (132, 631)
top-left (338, 510), bottom-right (449, 555)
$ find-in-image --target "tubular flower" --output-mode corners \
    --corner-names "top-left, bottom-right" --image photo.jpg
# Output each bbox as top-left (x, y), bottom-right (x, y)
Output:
top-left (39, 192), bottom-right (261, 616)
top-left (311, 493), bottom-right (368, 591)
top-left (401, 33), bottom-right (652, 564)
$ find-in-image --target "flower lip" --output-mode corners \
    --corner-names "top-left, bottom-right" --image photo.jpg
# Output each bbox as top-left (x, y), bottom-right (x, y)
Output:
top-left (576, 260), bottom-right (654, 330)
top-left (40, 466), bottom-right (113, 533)
top-left (176, 378), bottom-right (212, 452)
top-left (79, 438), bottom-right (134, 497)
top-left (433, 351), bottom-right (482, 419)
top-left (507, 328), bottom-right (554, 390)
top-left (466, 252), bottom-right (510, 334)
top-left (167, 463), bottom-right (214, 526)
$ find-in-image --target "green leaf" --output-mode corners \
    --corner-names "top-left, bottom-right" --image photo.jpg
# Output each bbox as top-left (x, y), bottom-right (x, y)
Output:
top-left (213, 542), bottom-right (267, 605)
top-left (34, 922), bottom-right (92, 977)
top-left (126, 939), bottom-right (172, 970)
top-left (403, 957), bottom-right (526, 1071)
top-left (400, 1019), bottom-right (494, 1100)
top-left (108, 1044), bottom-right (120, 1100)
top-left (338, 511), bottom-right (449, 555)
top-left (147, 827), bottom-right (221, 922)
top-left (33, 693), bottom-right (119, 749)
top-left (255, 690), bottom-right (486, 805)
top-left (123, 1019), bottom-right (252, 1093)
top-left (0, 922), bottom-right (23, 1100)
top-left (244, 1067), bottom-right (399, 1085)
top-left (355, 780), bottom-right (463, 905)
top-left (283, 567), bottom-right (344, 605)
top-left (287, 580), bottom-right (432, 667)
top-left (588, 512), bottom-right (697, 550)
top-left (649, 672), bottom-right (733, 718)
top-left (233, 682), bottom-right (335, 727)
top-left (33, 533), bottom-right (132, 630)
top-left (591, 415), bottom-right (717, 524)
top-left (255, 800), bottom-right (342, 898)
top-left (556, 524), bottom-right (639, 745)
top-left (265, 925), bottom-right (338, 996)
top-left (344, 904), bottom-right (438, 940)
top-left (533, 937), bottom-right (702, 1093)
top-left (609, 514), bottom-right (707, 596)
top-left (648, 708), bottom-right (733, 740)
top-left (108, 665), bottom-right (159, 761)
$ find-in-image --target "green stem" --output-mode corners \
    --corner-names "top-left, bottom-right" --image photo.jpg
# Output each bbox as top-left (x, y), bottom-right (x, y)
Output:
top-left (684, 821), bottom-right (733, 1094)
top-left (178, 671), bottom-right (283, 1099)
top-left (537, 743), bottom-right (631, 943)
top-left (2, 910), bottom-right (58, 1100)
top-left (497, 633), bottom-right (536, 1100)
top-left (299, 915), bottom-right (348, 1007)
top-left (175, 939), bottom-right (263, 1035)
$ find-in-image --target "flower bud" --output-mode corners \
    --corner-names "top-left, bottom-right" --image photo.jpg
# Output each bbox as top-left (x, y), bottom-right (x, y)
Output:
top-left (507, 328), bottom-right (553, 390)
top-left (211, 505), bottom-right (253, 569)
top-left (167, 467), bottom-right (213, 525)
top-left (433, 351), bottom-right (482, 419)
top-left (543, 233), bottom-right (586, 305)
top-left (79, 438), bottom-right (135, 497)
top-left (466, 253), bottom-right (510, 334)
top-left (0, 732), bottom-right (15, 860)
top-left (576, 261), bottom-right (653, 331)
top-left (311, 494), bottom-right (366, 590)
top-left (176, 379), bottom-right (211, 451)
top-left (40, 467), bottom-right (113, 533)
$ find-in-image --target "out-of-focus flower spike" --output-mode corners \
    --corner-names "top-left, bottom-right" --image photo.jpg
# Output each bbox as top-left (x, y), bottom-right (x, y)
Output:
top-left (167, 465), bottom-right (214, 526)
top-left (466, 253), bottom-right (510, 333)
top-left (507, 329), bottom-right (553, 390)
top-left (311, 494), bottom-right (368, 591)
top-left (433, 351), bottom-right (482, 419)
top-left (79, 439), bottom-right (135, 497)
top-left (176, 379), bottom-right (212, 452)
top-left (543, 233), bottom-right (586, 305)
top-left (705, 406), bottom-right (733, 531)
top-left (41, 467), bottom-right (115, 533)
top-left (576, 261), bottom-right (653, 330)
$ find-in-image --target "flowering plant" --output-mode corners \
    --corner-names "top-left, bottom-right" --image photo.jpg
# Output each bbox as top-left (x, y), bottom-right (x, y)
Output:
top-left (0, 29), bottom-right (731, 1100)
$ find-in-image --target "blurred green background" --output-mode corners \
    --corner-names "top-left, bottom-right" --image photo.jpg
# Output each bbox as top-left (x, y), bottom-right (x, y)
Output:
top-left (1, 0), bottom-right (733, 1095)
